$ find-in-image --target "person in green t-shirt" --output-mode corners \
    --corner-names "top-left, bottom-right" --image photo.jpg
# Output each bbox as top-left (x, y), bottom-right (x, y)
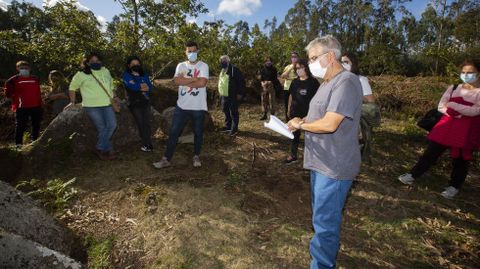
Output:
top-left (280, 51), bottom-right (299, 121)
top-left (65, 52), bottom-right (118, 160)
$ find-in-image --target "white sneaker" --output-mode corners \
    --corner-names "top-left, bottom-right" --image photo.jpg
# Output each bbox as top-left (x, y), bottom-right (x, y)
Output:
top-left (193, 155), bottom-right (201, 168)
top-left (398, 173), bottom-right (415, 185)
top-left (441, 186), bottom-right (459, 199)
top-left (153, 157), bottom-right (170, 169)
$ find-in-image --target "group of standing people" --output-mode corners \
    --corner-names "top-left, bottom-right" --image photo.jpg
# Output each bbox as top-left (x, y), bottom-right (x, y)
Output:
top-left (3, 34), bottom-right (480, 269)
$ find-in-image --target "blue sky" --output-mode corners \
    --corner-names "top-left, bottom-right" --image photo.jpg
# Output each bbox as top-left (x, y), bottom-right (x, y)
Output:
top-left (1, 0), bottom-right (445, 28)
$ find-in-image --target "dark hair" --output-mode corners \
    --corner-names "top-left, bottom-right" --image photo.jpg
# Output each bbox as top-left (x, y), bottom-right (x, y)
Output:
top-left (81, 52), bottom-right (103, 74)
top-left (294, 59), bottom-right (313, 78)
top-left (48, 70), bottom-right (68, 92)
top-left (264, 56), bottom-right (272, 62)
top-left (185, 41), bottom-right (198, 48)
top-left (291, 51), bottom-right (299, 57)
top-left (126, 56), bottom-right (144, 76)
top-left (460, 59), bottom-right (480, 72)
top-left (342, 52), bottom-right (360, 75)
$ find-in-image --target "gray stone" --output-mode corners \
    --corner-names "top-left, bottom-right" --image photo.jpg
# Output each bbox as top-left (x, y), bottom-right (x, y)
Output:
top-left (30, 103), bottom-right (164, 154)
top-left (0, 230), bottom-right (84, 269)
top-left (0, 181), bottom-right (87, 264)
top-left (159, 106), bottom-right (214, 144)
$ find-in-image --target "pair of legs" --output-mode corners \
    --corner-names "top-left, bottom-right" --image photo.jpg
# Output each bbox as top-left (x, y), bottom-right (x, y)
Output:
top-left (410, 141), bottom-right (469, 189)
top-left (261, 81), bottom-right (275, 116)
top-left (221, 96), bottom-right (239, 132)
top-left (310, 171), bottom-right (352, 269)
top-left (15, 107), bottom-right (43, 145)
top-left (130, 105), bottom-right (152, 148)
top-left (84, 106), bottom-right (117, 153)
top-left (163, 106), bottom-right (205, 161)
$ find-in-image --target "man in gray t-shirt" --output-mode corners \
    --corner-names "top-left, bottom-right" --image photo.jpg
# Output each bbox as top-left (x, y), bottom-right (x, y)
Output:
top-left (288, 36), bottom-right (362, 269)
top-left (304, 70), bottom-right (362, 178)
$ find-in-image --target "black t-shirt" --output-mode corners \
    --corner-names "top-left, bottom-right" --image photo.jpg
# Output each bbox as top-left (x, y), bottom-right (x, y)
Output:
top-left (289, 77), bottom-right (320, 118)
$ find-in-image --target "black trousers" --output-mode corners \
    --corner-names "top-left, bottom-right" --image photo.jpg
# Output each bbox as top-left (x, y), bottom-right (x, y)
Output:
top-left (15, 107), bottom-right (43, 145)
top-left (290, 130), bottom-right (301, 158)
top-left (130, 105), bottom-right (152, 147)
top-left (284, 90), bottom-right (290, 120)
top-left (221, 96), bottom-right (239, 132)
top-left (411, 141), bottom-right (469, 189)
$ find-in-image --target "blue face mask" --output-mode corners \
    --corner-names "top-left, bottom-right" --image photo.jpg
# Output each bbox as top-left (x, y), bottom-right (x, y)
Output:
top-left (19, 69), bottom-right (30, 77)
top-left (461, 73), bottom-right (478, 84)
top-left (89, 63), bottom-right (102, 70)
top-left (187, 52), bottom-right (198, 62)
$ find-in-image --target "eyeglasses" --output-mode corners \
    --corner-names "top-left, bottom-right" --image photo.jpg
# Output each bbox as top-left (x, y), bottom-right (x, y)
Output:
top-left (308, 51), bottom-right (330, 63)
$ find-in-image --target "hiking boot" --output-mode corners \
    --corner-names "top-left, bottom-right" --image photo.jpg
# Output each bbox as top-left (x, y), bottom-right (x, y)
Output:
top-left (284, 156), bottom-right (298, 164)
top-left (441, 186), bottom-right (459, 199)
top-left (398, 173), bottom-right (415, 185)
top-left (153, 157), bottom-right (171, 169)
top-left (193, 155), bottom-right (201, 168)
top-left (260, 113), bottom-right (267, 120)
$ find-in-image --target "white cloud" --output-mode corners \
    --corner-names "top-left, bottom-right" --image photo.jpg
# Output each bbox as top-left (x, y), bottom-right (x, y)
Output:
top-left (187, 17), bottom-right (197, 25)
top-left (207, 12), bottom-right (215, 18)
top-left (96, 15), bottom-right (108, 32)
top-left (0, 0), bottom-right (8, 11)
top-left (217, 0), bottom-right (261, 16)
top-left (43, 0), bottom-right (90, 12)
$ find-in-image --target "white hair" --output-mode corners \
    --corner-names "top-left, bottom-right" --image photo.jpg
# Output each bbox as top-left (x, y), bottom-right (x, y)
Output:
top-left (219, 55), bottom-right (230, 62)
top-left (305, 35), bottom-right (342, 60)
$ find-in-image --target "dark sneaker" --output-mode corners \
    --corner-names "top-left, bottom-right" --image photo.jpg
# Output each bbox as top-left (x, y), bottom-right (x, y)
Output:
top-left (95, 149), bottom-right (108, 160)
top-left (260, 114), bottom-right (267, 120)
top-left (220, 127), bottom-right (231, 133)
top-left (141, 145), bottom-right (153, 152)
top-left (229, 129), bottom-right (238, 136)
top-left (104, 151), bottom-right (117, 160)
top-left (284, 156), bottom-right (298, 164)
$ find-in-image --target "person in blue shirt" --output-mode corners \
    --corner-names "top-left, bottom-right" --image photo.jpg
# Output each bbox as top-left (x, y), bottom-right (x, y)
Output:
top-left (122, 56), bottom-right (154, 152)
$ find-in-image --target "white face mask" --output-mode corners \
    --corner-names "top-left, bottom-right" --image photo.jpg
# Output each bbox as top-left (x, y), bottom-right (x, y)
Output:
top-left (460, 73), bottom-right (478, 84)
top-left (342, 62), bottom-right (352, 71)
top-left (296, 68), bottom-right (306, 77)
top-left (309, 60), bottom-right (327, 79)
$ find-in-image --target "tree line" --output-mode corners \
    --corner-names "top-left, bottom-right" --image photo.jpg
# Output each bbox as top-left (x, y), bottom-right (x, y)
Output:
top-left (0, 0), bottom-right (479, 82)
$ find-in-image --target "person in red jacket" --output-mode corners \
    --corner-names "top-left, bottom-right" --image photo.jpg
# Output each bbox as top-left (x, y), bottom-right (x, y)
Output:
top-left (4, 61), bottom-right (43, 147)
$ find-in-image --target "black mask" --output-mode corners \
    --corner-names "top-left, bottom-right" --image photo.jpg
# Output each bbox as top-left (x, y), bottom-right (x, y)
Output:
top-left (131, 65), bottom-right (142, 73)
top-left (89, 63), bottom-right (102, 70)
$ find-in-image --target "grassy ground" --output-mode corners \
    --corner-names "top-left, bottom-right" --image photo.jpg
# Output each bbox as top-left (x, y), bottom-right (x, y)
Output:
top-left (3, 76), bottom-right (480, 268)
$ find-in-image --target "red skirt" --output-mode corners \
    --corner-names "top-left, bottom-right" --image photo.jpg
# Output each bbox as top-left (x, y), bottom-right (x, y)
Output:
top-left (427, 114), bottom-right (480, 160)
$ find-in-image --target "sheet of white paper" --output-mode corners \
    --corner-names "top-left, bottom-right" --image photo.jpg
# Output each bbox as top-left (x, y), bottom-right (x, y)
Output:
top-left (263, 115), bottom-right (294, 139)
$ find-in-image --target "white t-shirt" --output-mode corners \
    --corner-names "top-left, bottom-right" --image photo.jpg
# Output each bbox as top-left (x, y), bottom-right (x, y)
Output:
top-left (174, 61), bottom-right (209, 111)
top-left (359, 75), bottom-right (372, 96)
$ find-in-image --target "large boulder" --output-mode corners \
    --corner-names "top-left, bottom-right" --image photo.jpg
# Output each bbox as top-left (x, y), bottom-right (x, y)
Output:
top-left (0, 181), bottom-right (86, 267)
top-left (159, 106), bottom-right (215, 144)
top-left (29, 103), bottom-right (164, 154)
top-left (0, 230), bottom-right (83, 269)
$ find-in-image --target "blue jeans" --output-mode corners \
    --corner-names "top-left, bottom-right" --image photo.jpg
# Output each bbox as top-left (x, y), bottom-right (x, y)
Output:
top-left (84, 106), bottom-right (117, 153)
top-left (164, 106), bottom-right (205, 161)
top-left (221, 96), bottom-right (239, 132)
top-left (310, 171), bottom-right (352, 269)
